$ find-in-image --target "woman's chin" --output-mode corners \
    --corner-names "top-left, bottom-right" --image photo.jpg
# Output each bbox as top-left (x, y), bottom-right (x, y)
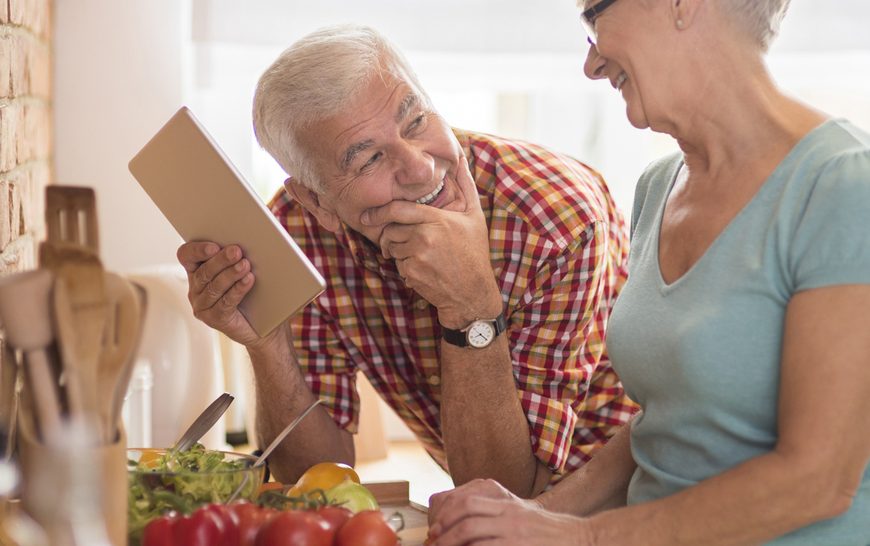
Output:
top-left (625, 106), bottom-right (650, 130)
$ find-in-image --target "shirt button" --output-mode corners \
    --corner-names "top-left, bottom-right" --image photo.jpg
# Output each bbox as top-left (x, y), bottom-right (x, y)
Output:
top-left (415, 299), bottom-right (428, 311)
top-left (427, 375), bottom-right (441, 386)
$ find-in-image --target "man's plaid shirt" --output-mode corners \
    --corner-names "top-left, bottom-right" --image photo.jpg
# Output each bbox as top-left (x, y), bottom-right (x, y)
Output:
top-left (269, 129), bottom-right (637, 477)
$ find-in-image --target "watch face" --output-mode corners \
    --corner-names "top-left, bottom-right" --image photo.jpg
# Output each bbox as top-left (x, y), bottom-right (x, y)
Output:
top-left (467, 321), bottom-right (496, 348)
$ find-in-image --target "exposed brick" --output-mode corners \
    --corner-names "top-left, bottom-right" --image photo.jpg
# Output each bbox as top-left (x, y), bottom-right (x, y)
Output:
top-left (0, 0), bottom-right (49, 277)
top-left (9, 33), bottom-right (27, 97)
top-left (27, 0), bottom-right (50, 38)
top-left (7, 0), bottom-right (23, 26)
top-left (29, 39), bottom-right (50, 98)
top-left (0, 35), bottom-right (10, 99)
top-left (0, 234), bottom-right (35, 272)
top-left (41, 0), bottom-right (50, 41)
top-left (24, 162), bottom-right (48, 237)
top-left (0, 102), bottom-right (17, 172)
top-left (19, 102), bottom-right (50, 164)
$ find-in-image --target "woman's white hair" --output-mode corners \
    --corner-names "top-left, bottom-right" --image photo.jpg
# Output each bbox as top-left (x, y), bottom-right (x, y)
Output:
top-left (716, 0), bottom-right (791, 52)
top-left (252, 24), bottom-right (427, 193)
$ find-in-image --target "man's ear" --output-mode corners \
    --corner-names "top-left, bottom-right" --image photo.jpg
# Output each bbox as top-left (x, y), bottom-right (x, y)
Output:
top-left (283, 177), bottom-right (342, 234)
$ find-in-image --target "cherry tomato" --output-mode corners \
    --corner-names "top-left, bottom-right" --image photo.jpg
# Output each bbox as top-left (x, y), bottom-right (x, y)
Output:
top-left (334, 510), bottom-right (398, 546)
top-left (141, 516), bottom-right (174, 546)
top-left (290, 462), bottom-right (360, 495)
top-left (141, 505), bottom-right (230, 546)
top-left (316, 505), bottom-right (353, 535)
top-left (228, 501), bottom-right (277, 546)
top-left (254, 510), bottom-right (332, 546)
top-left (200, 503), bottom-right (240, 546)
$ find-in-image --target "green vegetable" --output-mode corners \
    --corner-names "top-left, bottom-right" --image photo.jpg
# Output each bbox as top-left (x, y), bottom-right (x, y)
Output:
top-left (325, 478), bottom-right (379, 513)
top-left (127, 444), bottom-right (260, 545)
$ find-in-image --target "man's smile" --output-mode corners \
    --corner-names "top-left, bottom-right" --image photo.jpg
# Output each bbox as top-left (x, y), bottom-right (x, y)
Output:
top-left (415, 178), bottom-right (445, 205)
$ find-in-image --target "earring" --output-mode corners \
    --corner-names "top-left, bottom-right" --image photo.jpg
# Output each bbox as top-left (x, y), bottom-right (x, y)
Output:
top-left (676, 19), bottom-right (684, 29)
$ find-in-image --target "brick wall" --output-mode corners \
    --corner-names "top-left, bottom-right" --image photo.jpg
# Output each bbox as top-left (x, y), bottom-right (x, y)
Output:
top-left (1, 0), bottom-right (51, 381)
top-left (1, 0), bottom-right (52, 275)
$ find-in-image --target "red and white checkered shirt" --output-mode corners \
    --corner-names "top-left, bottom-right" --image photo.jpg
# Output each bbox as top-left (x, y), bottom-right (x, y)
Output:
top-left (269, 129), bottom-right (637, 477)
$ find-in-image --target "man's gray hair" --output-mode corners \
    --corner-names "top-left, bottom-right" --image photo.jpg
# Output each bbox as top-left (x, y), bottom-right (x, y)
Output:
top-left (717, 0), bottom-right (791, 52)
top-left (252, 24), bottom-right (428, 192)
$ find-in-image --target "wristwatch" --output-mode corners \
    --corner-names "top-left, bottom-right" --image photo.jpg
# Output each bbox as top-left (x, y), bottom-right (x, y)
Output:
top-left (441, 313), bottom-right (507, 349)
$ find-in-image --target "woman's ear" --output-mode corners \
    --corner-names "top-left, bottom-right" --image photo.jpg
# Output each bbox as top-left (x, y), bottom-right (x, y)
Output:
top-left (671, 0), bottom-right (701, 31)
top-left (283, 177), bottom-right (342, 234)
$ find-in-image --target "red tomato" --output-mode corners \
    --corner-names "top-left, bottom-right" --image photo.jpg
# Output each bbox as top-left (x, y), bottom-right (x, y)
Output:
top-left (228, 501), bottom-right (278, 546)
top-left (254, 510), bottom-right (332, 546)
top-left (334, 510), bottom-right (398, 546)
top-left (141, 516), bottom-right (174, 546)
top-left (200, 503), bottom-right (240, 546)
top-left (171, 507), bottom-right (226, 546)
top-left (316, 505), bottom-right (353, 535)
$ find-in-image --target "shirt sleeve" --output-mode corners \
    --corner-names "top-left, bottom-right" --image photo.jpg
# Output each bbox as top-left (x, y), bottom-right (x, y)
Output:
top-left (790, 148), bottom-right (870, 291)
top-left (509, 220), bottom-right (622, 472)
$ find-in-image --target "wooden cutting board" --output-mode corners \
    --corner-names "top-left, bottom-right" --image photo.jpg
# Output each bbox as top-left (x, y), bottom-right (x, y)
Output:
top-left (366, 481), bottom-right (429, 546)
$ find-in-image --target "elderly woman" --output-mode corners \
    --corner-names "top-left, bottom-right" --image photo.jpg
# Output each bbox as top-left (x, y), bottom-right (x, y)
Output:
top-left (426, 0), bottom-right (870, 544)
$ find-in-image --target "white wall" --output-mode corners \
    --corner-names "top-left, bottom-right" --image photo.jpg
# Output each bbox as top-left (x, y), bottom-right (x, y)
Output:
top-left (54, 0), bottom-right (192, 272)
top-left (54, 0), bottom-right (870, 271)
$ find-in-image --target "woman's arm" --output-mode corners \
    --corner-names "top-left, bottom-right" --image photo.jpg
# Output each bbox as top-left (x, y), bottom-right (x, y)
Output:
top-left (428, 419), bottom-right (637, 541)
top-left (430, 284), bottom-right (870, 545)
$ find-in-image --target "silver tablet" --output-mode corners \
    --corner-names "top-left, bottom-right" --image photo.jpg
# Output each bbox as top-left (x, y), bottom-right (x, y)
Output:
top-left (129, 106), bottom-right (325, 336)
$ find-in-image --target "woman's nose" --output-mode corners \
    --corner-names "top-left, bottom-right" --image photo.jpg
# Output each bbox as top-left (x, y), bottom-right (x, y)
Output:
top-left (583, 41), bottom-right (607, 80)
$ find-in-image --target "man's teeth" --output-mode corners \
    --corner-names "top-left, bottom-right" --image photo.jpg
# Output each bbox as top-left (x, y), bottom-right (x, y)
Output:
top-left (416, 180), bottom-right (445, 205)
top-left (616, 73), bottom-right (627, 90)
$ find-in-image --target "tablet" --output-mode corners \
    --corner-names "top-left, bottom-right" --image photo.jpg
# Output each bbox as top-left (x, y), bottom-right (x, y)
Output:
top-left (129, 106), bottom-right (325, 336)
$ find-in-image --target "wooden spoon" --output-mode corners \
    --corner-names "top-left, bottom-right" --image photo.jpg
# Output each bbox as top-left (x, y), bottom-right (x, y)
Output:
top-left (39, 187), bottom-right (108, 417)
top-left (0, 270), bottom-right (63, 439)
top-left (97, 273), bottom-right (145, 444)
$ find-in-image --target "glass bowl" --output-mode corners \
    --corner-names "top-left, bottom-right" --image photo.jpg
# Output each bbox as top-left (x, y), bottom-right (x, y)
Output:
top-left (127, 446), bottom-right (265, 540)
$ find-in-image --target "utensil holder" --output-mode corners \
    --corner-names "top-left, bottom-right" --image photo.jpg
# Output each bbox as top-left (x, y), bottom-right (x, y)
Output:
top-left (16, 404), bottom-right (127, 546)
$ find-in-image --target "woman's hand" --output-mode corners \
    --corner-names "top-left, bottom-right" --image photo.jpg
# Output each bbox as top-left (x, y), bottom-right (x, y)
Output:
top-left (427, 480), bottom-right (593, 546)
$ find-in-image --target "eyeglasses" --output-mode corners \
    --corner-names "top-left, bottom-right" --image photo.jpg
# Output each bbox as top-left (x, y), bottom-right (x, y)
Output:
top-left (581, 0), bottom-right (619, 45)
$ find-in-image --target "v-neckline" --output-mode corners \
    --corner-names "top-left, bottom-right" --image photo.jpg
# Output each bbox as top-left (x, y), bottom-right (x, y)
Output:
top-left (652, 119), bottom-right (836, 291)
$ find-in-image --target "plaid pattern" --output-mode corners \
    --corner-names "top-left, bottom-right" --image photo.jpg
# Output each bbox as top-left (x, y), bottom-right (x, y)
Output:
top-left (269, 129), bottom-right (637, 477)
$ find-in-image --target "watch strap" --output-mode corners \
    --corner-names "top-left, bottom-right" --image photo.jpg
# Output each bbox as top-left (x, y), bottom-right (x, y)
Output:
top-left (441, 313), bottom-right (507, 348)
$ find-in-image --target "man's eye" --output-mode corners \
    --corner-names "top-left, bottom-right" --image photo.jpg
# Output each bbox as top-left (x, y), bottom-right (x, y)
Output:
top-left (409, 114), bottom-right (426, 130)
top-left (361, 152), bottom-right (382, 170)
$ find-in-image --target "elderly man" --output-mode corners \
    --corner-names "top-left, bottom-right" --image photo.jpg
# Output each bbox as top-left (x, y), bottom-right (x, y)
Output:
top-left (178, 24), bottom-right (634, 498)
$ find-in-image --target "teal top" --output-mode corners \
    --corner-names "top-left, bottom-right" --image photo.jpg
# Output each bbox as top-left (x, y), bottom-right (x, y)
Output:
top-left (607, 119), bottom-right (870, 544)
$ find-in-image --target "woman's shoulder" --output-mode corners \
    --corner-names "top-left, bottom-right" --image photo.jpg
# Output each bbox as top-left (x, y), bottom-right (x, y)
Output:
top-left (630, 153), bottom-right (683, 236)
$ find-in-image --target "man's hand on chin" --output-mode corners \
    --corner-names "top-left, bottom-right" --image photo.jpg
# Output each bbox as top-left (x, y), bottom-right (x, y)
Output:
top-left (361, 157), bottom-right (501, 320)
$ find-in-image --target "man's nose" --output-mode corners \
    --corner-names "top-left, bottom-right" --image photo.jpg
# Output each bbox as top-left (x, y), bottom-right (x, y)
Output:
top-left (583, 42), bottom-right (607, 80)
top-left (394, 142), bottom-right (434, 186)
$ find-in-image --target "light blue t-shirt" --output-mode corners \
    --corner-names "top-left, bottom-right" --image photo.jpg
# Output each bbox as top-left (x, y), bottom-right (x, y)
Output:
top-left (607, 119), bottom-right (870, 544)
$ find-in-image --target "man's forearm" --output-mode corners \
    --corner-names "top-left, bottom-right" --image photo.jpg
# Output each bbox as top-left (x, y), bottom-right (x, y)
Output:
top-left (440, 336), bottom-right (549, 498)
top-left (247, 329), bottom-right (354, 484)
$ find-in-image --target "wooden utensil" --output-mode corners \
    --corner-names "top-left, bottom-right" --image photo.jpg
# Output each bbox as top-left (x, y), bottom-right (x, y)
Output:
top-left (1, 332), bottom-right (20, 458)
top-left (0, 270), bottom-right (63, 439)
top-left (51, 277), bottom-right (86, 417)
top-left (97, 273), bottom-right (145, 443)
top-left (39, 186), bottom-right (108, 417)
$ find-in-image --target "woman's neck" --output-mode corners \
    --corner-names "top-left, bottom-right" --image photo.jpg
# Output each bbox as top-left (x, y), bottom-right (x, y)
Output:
top-left (663, 51), bottom-right (826, 183)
